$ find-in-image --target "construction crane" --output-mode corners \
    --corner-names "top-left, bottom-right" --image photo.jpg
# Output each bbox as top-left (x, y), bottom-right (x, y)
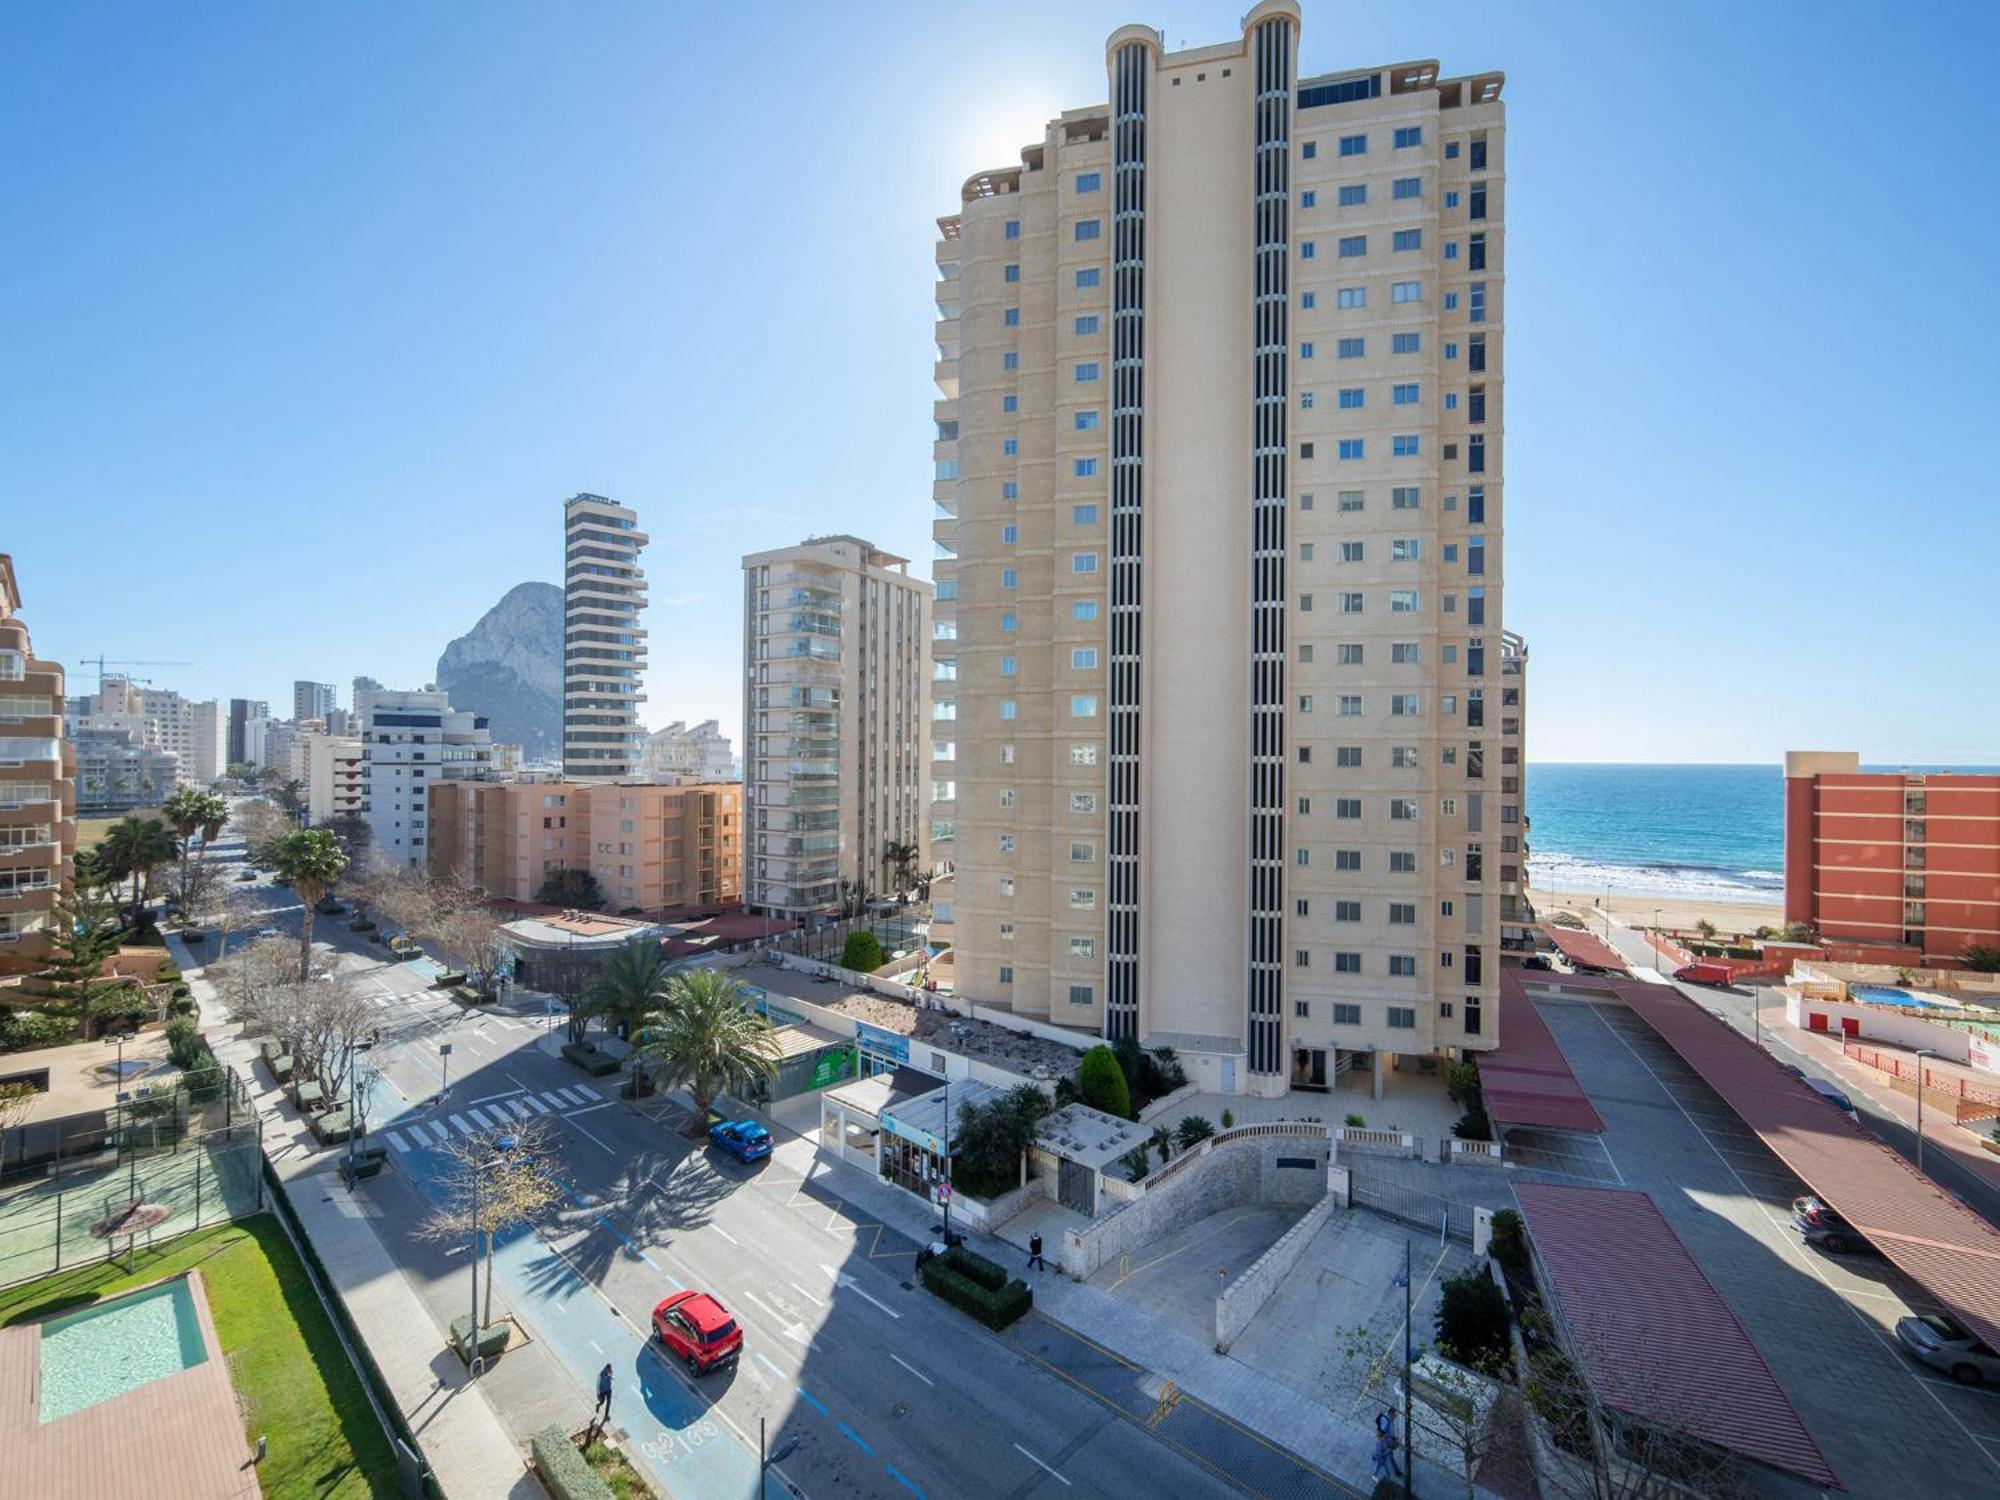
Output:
top-left (77, 655), bottom-right (193, 696)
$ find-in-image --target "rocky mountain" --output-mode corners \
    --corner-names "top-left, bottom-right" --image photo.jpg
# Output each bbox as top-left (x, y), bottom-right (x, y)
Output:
top-left (435, 581), bottom-right (563, 761)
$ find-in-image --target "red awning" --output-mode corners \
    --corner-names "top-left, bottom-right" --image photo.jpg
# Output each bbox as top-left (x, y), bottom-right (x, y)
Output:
top-left (1515, 1183), bottom-right (1840, 1488)
top-left (1541, 924), bottom-right (1629, 973)
top-left (1482, 968), bottom-right (1604, 1132)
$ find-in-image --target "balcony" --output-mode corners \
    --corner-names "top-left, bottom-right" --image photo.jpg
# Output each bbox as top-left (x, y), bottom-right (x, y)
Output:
top-left (934, 357), bottom-right (959, 400)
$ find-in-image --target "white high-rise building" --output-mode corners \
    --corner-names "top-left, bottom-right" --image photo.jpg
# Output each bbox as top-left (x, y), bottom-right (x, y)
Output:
top-left (361, 687), bottom-right (496, 868)
top-left (932, 4), bottom-right (1524, 1097)
top-left (563, 493), bottom-right (649, 780)
top-left (293, 680), bottom-right (336, 724)
top-left (641, 720), bottom-right (735, 784)
top-left (742, 536), bottom-right (931, 917)
top-left (189, 700), bottom-right (226, 786)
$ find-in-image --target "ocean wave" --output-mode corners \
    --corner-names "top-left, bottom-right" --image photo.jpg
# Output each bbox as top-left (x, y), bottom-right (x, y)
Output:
top-left (1528, 851), bottom-right (1783, 904)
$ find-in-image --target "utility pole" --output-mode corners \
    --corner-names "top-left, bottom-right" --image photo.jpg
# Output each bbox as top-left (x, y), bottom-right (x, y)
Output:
top-left (1402, 1236), bottom-right (1414, 1497)
top-left (1913, 1049), bottom-right (1936, 1175)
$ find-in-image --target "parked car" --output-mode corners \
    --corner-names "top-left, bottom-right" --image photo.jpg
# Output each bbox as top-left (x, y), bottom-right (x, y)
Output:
top-left (1792, 1195), bottom-right (1875, 1254)
top-left (1521, 954), bottom-right (1552, 971)
top-left (256, 927), bottom-right (281, 940)
top-left (651, 1291), bottom-right (742, 1375)
top-left (709, 1119), bottom-right (773, 1164)
top-left (1896, 1314), bottom-right (2000, 1386)
top-left (236, 869), bottom-right (258, 882)
top-left (1673, 961), bottom-right (1735, 987)
top-left (1805, 1077), bottom-right (1858, 1117)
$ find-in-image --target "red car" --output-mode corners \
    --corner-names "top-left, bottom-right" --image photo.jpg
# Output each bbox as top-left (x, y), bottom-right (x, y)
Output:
top-left (652, 1290), bottom-right (742, 1375)
top-left (1673, 961), bottom-right (1735, 987)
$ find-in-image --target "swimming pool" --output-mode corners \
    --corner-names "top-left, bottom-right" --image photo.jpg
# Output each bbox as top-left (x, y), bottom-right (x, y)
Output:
top-left (38, 1277), bottom-right (209, 1422)
top-left (1850, 984), bottom-right (1951, 1011)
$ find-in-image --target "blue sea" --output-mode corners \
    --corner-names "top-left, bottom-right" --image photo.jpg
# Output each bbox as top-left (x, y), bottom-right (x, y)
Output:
top-left (1525, 764), bottom-right (1787, 904)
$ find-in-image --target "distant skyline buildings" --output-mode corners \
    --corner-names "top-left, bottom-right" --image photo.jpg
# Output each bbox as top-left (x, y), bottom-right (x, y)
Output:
top-left (563, 493), bottom-right (650, 781)
top-left (293, 679), bottom-right (336, 724)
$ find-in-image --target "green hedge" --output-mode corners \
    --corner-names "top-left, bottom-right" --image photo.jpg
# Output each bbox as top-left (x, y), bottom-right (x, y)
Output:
top-left (1723, 946), bottom-right (1758, 960)
top-left (921, 1248), bottom-right (1032, 1330)
top-left (942, 1244), bottom-right (1008, 1292)
top-left (532, 1425), bottom-right (613, 1500)
top-left (449, 1314), bottom-right (512, 1360)
top-left (561, 1042), bottom-right (622, 1077)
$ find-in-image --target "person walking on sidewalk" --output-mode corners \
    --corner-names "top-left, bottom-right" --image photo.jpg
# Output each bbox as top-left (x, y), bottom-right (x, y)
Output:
top-left (1027, 1232), bottom-right (1045, 1271)
top-left (595, 1362), bottom-right (613, 1426)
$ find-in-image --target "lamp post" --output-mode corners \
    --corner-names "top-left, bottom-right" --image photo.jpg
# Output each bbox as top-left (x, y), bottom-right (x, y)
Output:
top-left (439, 1041), bottom-right (453, 1105)
top-left (1392, 1238), bottom-right (1413, 1496)
top-left (1913, 1049), bottom-right (1936, 1176)
top-left (1653, 908), bottom-right (1663, 970)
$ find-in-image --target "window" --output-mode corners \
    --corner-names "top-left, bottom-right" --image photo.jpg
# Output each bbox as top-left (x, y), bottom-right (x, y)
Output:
top-left (998, 834), bottom-right (1015, 853)
top-left (1338, 337), bottom-right (1365, 358)
top-left (1387, 1006), bottom-right (1417, 1028)
top-left (1471, 134), bottom-right (1489, 171)
top-left (1072, 552), bottom-right (1099, 573)
top-left (1390, 798), bottom-right (1418, 820)
top-left (1075, 267), bottom-right (1100, 288)
top-left (1069, 888), bottom-right (1096, 909)
top-left (1337, 286), bottom-right (1365, 309)
top-left (1336, 744), bottom-right (1362, 766)
top-left (1004, 219), bottom-right (1020, 239)
top-left (1074, 457), bottom-right (1098, 477)
top-left (1338, 133), bottom-right (1367, 156)
top-left (1333, 1003), bottom-right (1361, 1025)
top-left (1393, 125), bottom-right (1422, 148)
top-left (1299, 592), bottom-right (1314, 612)
top-left (1075, 219), bottom-right (1102, 241)
top-left (1337, 643), bottom-right (1364, 665)
top-left (1005, 263), bottom-right (1020, 282)
top-left (1392, 229), bottom-right (1422, 252)
top-left (1337, 183), bottom-right (1366, 207)
top-left (1469, 232), bottom-right (1487, 271)
top-left (1335, 900), bottom-right (1362, 922)
top-left (1003, 307), bottom-right (1020, 327)
top-left (1300, 241), bottom-right (1317, 260)
top-left (1300, 290), bottom-right (1316, 309)
top-left (1340, 540), bottom-right (1365, 562)
top-left (1444, 190), bottom-right (1459, 209)
top-left (1335, 952), bottom-right (1362, 973)
top-left (1338, 387), bottom-right (1364, 409)
top-left (1302, 140), bottom-right (1317, 159)
top-left (1070, 936), bottom-right (1095, 958)
top-left (1299, 342), bottom-right (1315, 360)
top-left (1073, 599), bottom-right (1099, 620)
top-left (1002, 436), bottom-right (1018, 455)
top-left (1071, 742), bottom-right (1098, 764)
top-left (1391, 539), bottom-right (1421, 561)
top-left (1001, 523), bottom-right (1018, 544)
top-left (1070, 842), bottom-right (1095, 863)
top-left (1300, 189), bottom-right (1317, 208)
top-left (1300, 391), bottom-right (1315, 409)
top-left (1296, 848), bottom-right (1311, 867)
top-left (1071, 647), bottom-right (1098, 669)
top-left (1071, 694), bottom-right (1098, 717)
top-left (999, 700), bottom-right (1016, 720)
top-left (1392, 382), bottom-right (1419, 405)
top-left (1072, 502), bottom-right (1099, 524)
top-left (998, 965), bottom-right (1013, 984)
top-left (1002, 395), bottom-right (1018, 414)
top-left (1469, 282), bottom-right (1487, 323)
top-left (1076, 171), bottom-right (1101, 192)
top-left (1001, 480), bottom-right (1018, 500)
top-left (1337, 694), bottom-right (1362, 716)
top-left (1336, 848), bottom-right (1362, 870)
top-left (1392, 177), bottom-right (1421, 200)
top-left (1470, 184), bottom-right (1487, 220)
top-left (1068, 985), bottom-right (1094, 1007)
top-left (1392, 434), bottom-right (1420, 457)
top-left (1445, 241), bottom-right (1459, 261)
top-left (1075, 409), bottom-right (1100, 430)
top-left (1001, 568), bottom-right (1018, 589)
top-left (1390, 280), bottom-right (1420, 304)
top-left (1392, 485), bottom-right (1420, 510)
top-left (1391, 693), bottom-right (1420, 716)
top-left (1388, 902), bottom-right (1417, 925)
top-left (1338, 235), bottom-right (1366, 258)
top-left (1075, 362), bottom-right (1100, 382)
top-left (1338, 490), bottom-right (1364, 512)
top-left (1000, 611), bottom-right (1017, 631)
top-left (1336, 798), bottom-right (1361, 820)
top-left (1337, 439), bottom-right (1364, 460)
top-left (1069, 792), bottom-right (1096, 813)
top-left (1392, 331), bottom-right (1420, 353)
top-left (1392, 640), bottom-right (1420, 662)
top-left (1000, 656), bottom-right (1016, 676)
top-left (1339, 591), bottom-right (1364, 613)
top-left (1468, 435), bottom-right (1486, 474)
top-left (1390, 850), bottom-right (1417, 871)
top-left (1074, 314), bottom-right (1100, 335)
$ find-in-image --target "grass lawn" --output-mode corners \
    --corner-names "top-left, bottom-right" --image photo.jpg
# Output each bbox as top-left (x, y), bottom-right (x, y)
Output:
top-left (0, 1215), bottom-right (400, 1499)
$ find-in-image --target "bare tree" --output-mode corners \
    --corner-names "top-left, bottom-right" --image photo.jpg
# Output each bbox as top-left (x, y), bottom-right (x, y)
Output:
top-left (295, 976), bottom-right (375, 1098)
top-left (232, 798), bottom-right (292, 867)
top-left (416, 1118), bottom-right (564, 1328)
top-left (433, 905), bottom-right (509, 995)
top-left (350, 1060), bottom-right (385, 1140)
top-left (0, 1081), bottom-right (37, 1173)
top-left (215, 936), bottom-right (307, 1032)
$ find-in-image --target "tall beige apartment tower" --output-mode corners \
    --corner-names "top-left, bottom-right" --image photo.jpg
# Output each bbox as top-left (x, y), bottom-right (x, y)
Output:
top-left (742, 537), bottom-right (931, 918)
top-left (563, 493), bottom-right (650, 780)
top-left (933, 2), bottom-right (1527, 1098)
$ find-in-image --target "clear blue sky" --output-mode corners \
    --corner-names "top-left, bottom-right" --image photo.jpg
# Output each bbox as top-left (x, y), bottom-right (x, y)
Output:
top-left (4, 1), bottom-right (1994, 762)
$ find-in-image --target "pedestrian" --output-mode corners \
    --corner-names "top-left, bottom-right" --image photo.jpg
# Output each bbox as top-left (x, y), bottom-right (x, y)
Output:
top-left (595, 1362), bottom-right (613, 1425)
top-left (1371, 1432), bottom-right (1394, 1482)
top-left (1027, 1232), bottom-right (1045, 1271)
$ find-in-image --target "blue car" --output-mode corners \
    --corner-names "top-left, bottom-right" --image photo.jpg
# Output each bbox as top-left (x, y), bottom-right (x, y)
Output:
top-left (708, 1119), bottom-right (773, 1163)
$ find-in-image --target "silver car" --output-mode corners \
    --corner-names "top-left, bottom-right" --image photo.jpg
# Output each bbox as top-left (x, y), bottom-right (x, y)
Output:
top-left (1896, 1314), bottom-right (2000, 1386)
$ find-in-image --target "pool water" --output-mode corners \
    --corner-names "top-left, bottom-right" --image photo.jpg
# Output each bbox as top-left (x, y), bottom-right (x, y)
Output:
top-left (1850, 984), bottom-right (1950, 1011)
top-left (38, 1277), bottom-right (208, 1422)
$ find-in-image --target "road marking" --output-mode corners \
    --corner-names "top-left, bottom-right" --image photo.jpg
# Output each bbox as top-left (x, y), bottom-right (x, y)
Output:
top-left (507, 1100), bottom-right (533, 1120)
top-left (385, 1130), bottom-right (409, 1153)
top-left (789, 1281), bottom-right (824, 1308)
top-left (565, 1101), bottom-right (618, 1119)
top-left (466, 1107), bottom-right (496, 1130)
top-left (886, 1463), bottom-right (926, 1498)
top-left (796, 1387), bottom-right (828, 1415)
top-left (710, 1225), bottom-right (739, 1246)
top-left (821, 1263), bottom-right (902, 1319)
top-left (739, 1289), bottom-right (785, 1325)
top-left (890, 1353), bottom-right (933, 1386)
top-left (572, 1083), bottom-right (604, 1100)
top-left (447, 1114), bottom-right (471, 1135)
top-left (523, 1096), bottom-right (552, 1114)
top-left (755, 1351), bottom-right (788, 1379)
top-left (1014, 1443), bottom-right (1071, 1486)
top-left (837, 1422), bottom-right (874, 1457)
top-left (429, 1122), bottom-right (451, 1143)
top-left (562, 1114), bottom-right (616, 1155)
top-left (589, 1339), bottom-right (603, 1353)
top-left (552, 1087), bottom-right (586, 1106)
top-left (469, 1087), bottom-right (525, 1106)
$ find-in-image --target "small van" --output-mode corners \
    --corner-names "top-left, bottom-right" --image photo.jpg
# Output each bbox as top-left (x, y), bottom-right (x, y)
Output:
top-left (1673, 961), bottom-right (1735, 987)
top-left (1805, 1077), bottom-right (1858, 1117)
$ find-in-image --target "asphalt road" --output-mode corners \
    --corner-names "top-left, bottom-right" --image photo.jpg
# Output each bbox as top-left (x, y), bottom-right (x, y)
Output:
top-left (211, 845), bottom-right (1246, 1500)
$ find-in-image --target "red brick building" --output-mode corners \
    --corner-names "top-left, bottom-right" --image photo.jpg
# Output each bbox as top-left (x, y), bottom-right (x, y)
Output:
top-left (1784, 751), bottom-right (2000, 962)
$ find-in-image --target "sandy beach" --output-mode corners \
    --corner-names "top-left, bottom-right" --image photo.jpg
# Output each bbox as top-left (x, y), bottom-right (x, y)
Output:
top-left (1529, 886), bottom-right (1784, 941)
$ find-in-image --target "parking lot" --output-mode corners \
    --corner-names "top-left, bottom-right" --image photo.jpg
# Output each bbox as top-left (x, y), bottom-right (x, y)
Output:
top-left (1536, 997), bottom-right (2000, 1494)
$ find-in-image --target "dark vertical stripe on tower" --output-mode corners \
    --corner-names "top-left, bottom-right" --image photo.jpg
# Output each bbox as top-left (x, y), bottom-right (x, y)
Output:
top-left (1247, 17), bottom-right (1292, 1076)
top-left (1106, 41), bottom-right (1148, 1043)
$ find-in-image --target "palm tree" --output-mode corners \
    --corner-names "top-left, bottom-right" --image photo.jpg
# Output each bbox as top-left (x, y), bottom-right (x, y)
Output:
top-left (161, 787), bottom-right (228, 913)
top-left (582, 938), bottom-right (674, 1053)
top-left (883, 839), bottom-right (920, 894)
top-left (98, 815), bottom-right (177, 915)
top-left (269, 828), bottom-right (349, 980)
top-left (636, 969), bottom-right (779, 1131)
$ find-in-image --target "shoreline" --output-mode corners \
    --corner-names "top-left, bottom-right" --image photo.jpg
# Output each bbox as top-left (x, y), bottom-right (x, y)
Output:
top-left (1529, 886), bottom-right (1783, 940)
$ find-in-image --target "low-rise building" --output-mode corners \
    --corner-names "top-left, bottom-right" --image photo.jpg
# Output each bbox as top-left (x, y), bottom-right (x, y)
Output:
top-left (427, 778), bottom-right (740, 913)
top-left (307, 734), bottom-right (364, 826)
top-left (0, 554), bottom-right (75, 961)
top-left (71, 727), bottom-right (177, 813)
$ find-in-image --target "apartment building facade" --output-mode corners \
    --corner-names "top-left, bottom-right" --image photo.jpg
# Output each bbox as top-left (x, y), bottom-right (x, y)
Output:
top-left (307, 734), bottom-right (364, 825)
top-left (71, 728), bottom-right (178, 813)
top-left (361, 687), bottom-right (495, 869)
top-left (1784, 751), bottom-right (2000, 963)
top-left (563, 493), bottom-right (650, 780)
top-left (642, 719), bottom-right (736, 784)
top-left (0, 554), bottom-right (76, 961)
top-left (933, 3), bottom-right (1524, 1097)
top-left (427, 778), bottom-right (740, 914)
top-left (189, 699), bottom-right (226, 787)
top-left (742, 537), bottom-right (931, 917)
top-left (293, 680), bottom-right (336, 724)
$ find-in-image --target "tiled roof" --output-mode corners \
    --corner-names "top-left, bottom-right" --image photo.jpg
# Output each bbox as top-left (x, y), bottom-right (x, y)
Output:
top-left (1619, 981), bottom-right (2000, 1354)
top-left (1540, 925), bottom-right (1629, 973)
top-left (1514, 1183), bottom-right (1840, 1489)
top-left (1482, 968), bottom-right (1604, 1132)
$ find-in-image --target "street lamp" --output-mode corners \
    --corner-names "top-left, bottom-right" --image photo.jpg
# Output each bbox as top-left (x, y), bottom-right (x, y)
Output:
top-left (1392, 1238), bottom-right (1414, 1496)
top-left (1653, 908), bottom-right (1663, 969)
top-left (467, 1131), bottom-right (519, 1378)
top-left (1913, 1049), bottom-right (1937, 1176)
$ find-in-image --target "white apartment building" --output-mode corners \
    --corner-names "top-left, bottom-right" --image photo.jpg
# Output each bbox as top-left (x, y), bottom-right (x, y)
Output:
top-left (65, 678), bottom-right (215, 789)
top-left (933, 3), bottom-right (1527, 1098)
top-left (189, 699), bottom-right (226, 786)
top-left (361, 688), bottom-right (496, 869)
top-left (307, 734), bottom-right (364, 825)
top-left (641, 719), bottom-right (735, 784)
top-left (742, 537), bottom-right (931, 917)
top-left (563, 493), bottom-right (650, 780)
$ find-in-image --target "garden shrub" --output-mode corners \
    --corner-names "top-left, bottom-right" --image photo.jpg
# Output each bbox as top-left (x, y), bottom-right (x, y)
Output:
top-left (941, 1244), bottom-right (1008, 1292)
top-left (532, 1425), bottom-right (613, 1500)
top-left (1077, 1044), bottom-right (1132, 1119)
top-left (839, 929), bottom-right (886, 973)
top-left (1452, 1108), bottom-right (1492, 1142)
top-left (1, 1010), bottom-right (76, 1050)
top-left (921, 1249), bottom-right (1032, 1330)
top-left (1434, 1268), bottom-right (1511, 1375)
top-left (1174, 1114), bottom-right (1216, 1152)
top-left (1488, 1208), bottom-right (1529, 1272)
top-left (561, 1042), bottom-right (621, 1077)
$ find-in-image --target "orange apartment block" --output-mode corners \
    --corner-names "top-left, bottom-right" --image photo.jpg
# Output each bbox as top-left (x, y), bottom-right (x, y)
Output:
top-left (427, 778), bottom-right (741, 914)
top-left (1784, 751), bottom-right (2000, 963)
top-left (0, 554), bottom-right (77, 967)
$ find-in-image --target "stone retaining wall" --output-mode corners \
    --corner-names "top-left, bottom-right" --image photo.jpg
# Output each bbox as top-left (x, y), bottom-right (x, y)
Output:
top-left (1214, 1194), bottom-right (1335, 1351)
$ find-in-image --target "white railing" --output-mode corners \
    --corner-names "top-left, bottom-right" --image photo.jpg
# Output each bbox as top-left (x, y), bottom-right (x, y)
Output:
top-left (1448, 1138), bottom-right (1504, 1165)
top-left (1333, 1126), bottom-right (1420, 1157)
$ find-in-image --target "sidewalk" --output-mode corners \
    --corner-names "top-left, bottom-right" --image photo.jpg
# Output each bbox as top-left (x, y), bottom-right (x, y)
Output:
top-left (171, 934), bottom-right (540, 1500)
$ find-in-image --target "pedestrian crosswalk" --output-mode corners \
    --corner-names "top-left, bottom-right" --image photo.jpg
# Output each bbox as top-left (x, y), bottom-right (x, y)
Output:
top-left (382, 1084), bottom-right (616, 1153)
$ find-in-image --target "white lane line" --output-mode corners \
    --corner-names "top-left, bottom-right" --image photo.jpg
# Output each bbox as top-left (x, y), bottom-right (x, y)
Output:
top-left (469, 1087), bottom-right (525, 1106)
top-left (562, 1113), bottom-right (617, 1155)
top-left (429, 1122), bottom-right (451, 1144)
top-left (590, 1338), bottom-right (603, 1354)
top-left (565, 1101), bottom-right (618, 1119)
top-left (508, 1100), bottom-right (533, 1120)
top-left (1015, 1444), bottom-right (1071, 1486)
top-left (738, 1289), bottom-right (785, 1326)
top-left (466, 1107), bottom-right (496, 1130)
top-left (447, 1114), bottom-right (471, 1135)
top-left (754, 1351), bottom-right (789, 1379)
top-left (551, 1087), bottom-right (586, 1107)
top-left (572, 1083), bottom-right (604, 1100)
top-left (890, 1353), bottom-right (933, 1387)
top-left (710, 1225), bottom-right (739, 1246)
top-left (523, 1096), bottom-right (552, 1115)
top-left (385, 1130), bottom-right (409, 1153)
top-left (789, 1281), bottom-right (824, 1308)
